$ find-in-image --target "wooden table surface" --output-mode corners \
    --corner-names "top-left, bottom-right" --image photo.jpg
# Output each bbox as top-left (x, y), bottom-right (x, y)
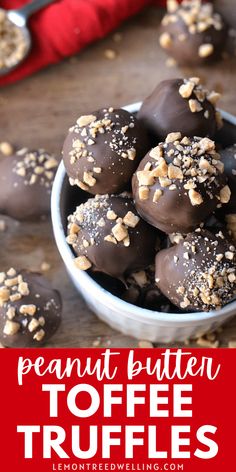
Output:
top-left (1, 6), bottom-right (236, 348)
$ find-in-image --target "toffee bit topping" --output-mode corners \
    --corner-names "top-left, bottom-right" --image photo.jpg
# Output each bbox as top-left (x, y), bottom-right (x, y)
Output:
top-left (0, 141), bottom-right (14, 156)
top-left (3, 320), bottom-right (20, 335)
top-left (136, 133), bottom-right (225, 207)
top-left (179, 81), bottom-right (195, 98)
top-left (104, 235), bottom-right (117, 244)
top-left (178, 77), bottom-right (221, 117)
top-left (6, 306), bottom-right (16, 320)
top-left (33, 329), bottom-right (45, 342)
top-left (68, 108), bottom-right (138, 186)
top-left (112, 222), bottom-right (128, 242)
top-left (83, 171), bottom-right (96, 187)
top-left (12, 149), bottom-right (58, 190)
top-left (123, 211), bottom-right (140, 228)
top-left (167, 0), bottom-right (179, 13)
top-left (198, 43), bottom-right (214, 58)
top-left (168, 164), bottom-right (183, 180)
top-left (164, 1), bottom-right (224, 38)
top-left (0, 287), bottom-right (10, 306)
top-left (69, 223), bottom-right (80, 235)
top-left (174, 231), bottom-right (236, 311)
top-left (131, 270), bottom-right (148, 287)
top-left (165, 132), bottom-right (182, 143)
top-left (137, 170), bottom-right (155, 186)
top-left (139, 186), bottom-right (149, 200)
top-left (159, 32), bottom-right (172, 49)
top-left (19, 304), bottom-right (36, 316)
top-left (149, 146), bottom-right (163, 159)
top-left (107, 210), bottom-right (117, 220)
top-left (18, 282), bottom-right (30, 296)
top-left (188, 188), bottom-right (203, 206)
top-left (74, 256), bottom-right (92, 270)
top-left (219, 185), bottom-right (231, 204)
top-left (67, 195), bottom-right (142, 268)
top-left (189, 99), bottom-right (203, 113)
top-left (28, 318), bottom-right (40, 333)
top-left (0, 268), bottom-right (60, 343)
top-left (169, 233), bottom-right (184, 245)
top-left (77, 115), bottom-right (97, 127)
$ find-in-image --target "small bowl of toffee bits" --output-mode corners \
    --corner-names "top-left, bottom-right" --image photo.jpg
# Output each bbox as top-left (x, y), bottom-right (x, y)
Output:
top-left (0, 8), bottom-right (29, 74)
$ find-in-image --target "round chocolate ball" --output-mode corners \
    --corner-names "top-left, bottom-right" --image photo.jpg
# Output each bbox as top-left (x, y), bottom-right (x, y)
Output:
top-left (155, 229), bottom-right (236, 312)
top-left (0, 148), bottom-right (58, 220)
top-left (138, 78), bottom-right (221, 141)
top-left (159, 0), bottom-right (227, 66)
top-left (63, 108), bottom-right (149, 196)
top-left (0, 268), bottom-right (62, 347)
top-left (132, 133), bottom-right (230, 234)
top-left (67, 194), bottom-right (158, 280)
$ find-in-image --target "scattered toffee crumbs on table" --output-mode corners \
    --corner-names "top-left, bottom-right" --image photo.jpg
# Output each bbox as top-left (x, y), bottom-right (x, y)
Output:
top-left (0, 141), bottom-right (14, 156)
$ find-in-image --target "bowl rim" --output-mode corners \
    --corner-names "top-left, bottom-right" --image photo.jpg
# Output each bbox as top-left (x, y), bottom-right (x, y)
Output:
top-left (51, 102), bottom-right (236, 325)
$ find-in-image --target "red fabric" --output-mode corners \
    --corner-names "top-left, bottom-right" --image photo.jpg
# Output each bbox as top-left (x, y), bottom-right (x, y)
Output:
top-left (0, 0), bottom-right (165, 86)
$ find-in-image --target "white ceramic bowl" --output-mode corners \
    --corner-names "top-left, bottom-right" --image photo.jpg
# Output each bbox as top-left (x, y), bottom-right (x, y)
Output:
top-left (51, 103), bottom-right (236, 343)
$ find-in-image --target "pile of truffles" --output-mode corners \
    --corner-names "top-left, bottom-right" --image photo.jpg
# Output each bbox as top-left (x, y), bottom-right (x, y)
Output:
top-left (159, 0), bottom-right (228, 66)
top-left (63, 77), bottom-right (236, 313)
top-left (0, 148), bottom-right (58, 220)
top-left (0, 268), bottom-right (62, 347)
top-left (0, 9), bottom-right (28, 71)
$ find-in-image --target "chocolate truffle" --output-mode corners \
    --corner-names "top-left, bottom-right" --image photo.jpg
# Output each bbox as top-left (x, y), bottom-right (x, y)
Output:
top-left (67, 194), bottom-right (158, 280)
top-left (132, 133), bottom-right (230, 234)
top-left (159, 0), bottom-right (227, 66)
top-left (0, 148), bottom-right (58, 220)
top-left (155, 229), bottom-right (236, 312)
top-left (138, 78), bottom-right (222, 141)
top-left (0, 268), bottom-right (62, 347)
top-left (63, 108), bottom-right (149, 195)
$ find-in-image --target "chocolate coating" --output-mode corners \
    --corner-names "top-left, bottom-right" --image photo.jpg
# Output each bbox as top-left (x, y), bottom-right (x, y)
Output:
top-left (0, 269), bottom-right (62, 347)
top-left (132, 134), bottom-right (228, 234)
top-left (67, 194), bottom-right (158, 280)
top-left (0, 148), bottom-right (58, 220)
top-left (122, 266), bottom-right (179, 312)
top-left (159, 0), bottom-right (227, 66)
top-left (63, 108), bottom-right (149, 195)
top-left (138, 78), bottom-right (219, 141)
top-left (220, 145), bottom-right (236, 213)
top-left (155, 229), bottom-right (236, 312)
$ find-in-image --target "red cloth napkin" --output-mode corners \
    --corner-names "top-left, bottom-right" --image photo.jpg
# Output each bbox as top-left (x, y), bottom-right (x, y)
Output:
top-left (0, 0), bottom-right (165, 86)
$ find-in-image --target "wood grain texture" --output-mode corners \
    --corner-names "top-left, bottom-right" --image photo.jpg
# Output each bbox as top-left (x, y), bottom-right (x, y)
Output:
top-left (0, 7), bottom-right (236, 348)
